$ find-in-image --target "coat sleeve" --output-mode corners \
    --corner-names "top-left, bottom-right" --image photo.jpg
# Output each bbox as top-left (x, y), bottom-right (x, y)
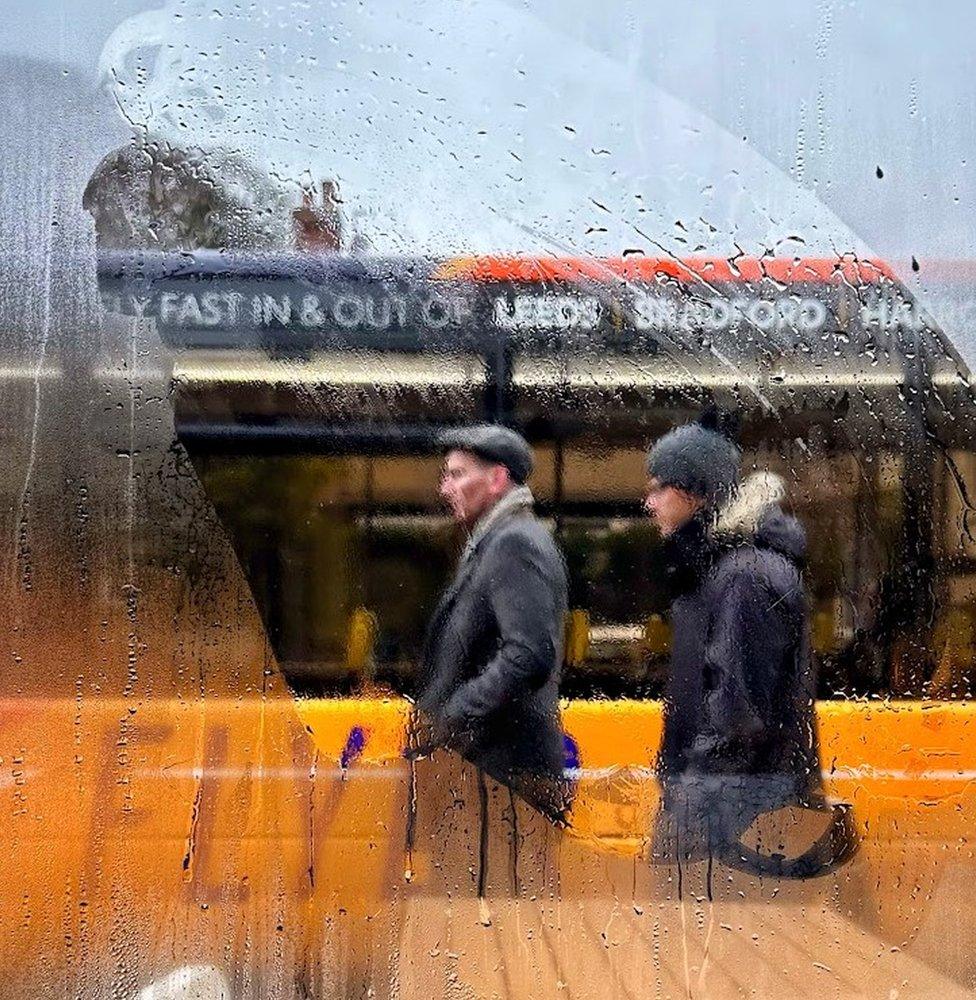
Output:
top-left (688, 563), bottom-right (788, 772)
top-left (442, 529), bottom-right (563, 725)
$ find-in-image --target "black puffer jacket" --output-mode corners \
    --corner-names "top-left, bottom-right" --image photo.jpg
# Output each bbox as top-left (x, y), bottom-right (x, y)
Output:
top-left (656, 474), bottom-right (822, 848)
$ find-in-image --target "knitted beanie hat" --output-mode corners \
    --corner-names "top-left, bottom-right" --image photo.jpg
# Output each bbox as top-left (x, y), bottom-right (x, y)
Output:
top-left (646, 408), bottom-right (741, 509)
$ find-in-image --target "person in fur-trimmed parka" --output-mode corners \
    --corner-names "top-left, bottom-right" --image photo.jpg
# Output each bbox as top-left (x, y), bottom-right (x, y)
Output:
top-left (643, 412), bottom-right (823, 866)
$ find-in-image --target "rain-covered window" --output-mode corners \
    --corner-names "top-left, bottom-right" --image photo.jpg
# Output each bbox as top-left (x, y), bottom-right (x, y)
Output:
top-left (5, 3), bottom-right (976, 997)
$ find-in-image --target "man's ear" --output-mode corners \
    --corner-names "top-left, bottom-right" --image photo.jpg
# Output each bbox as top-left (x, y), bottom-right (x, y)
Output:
top-left (676, 487), bottom-right (705, 514)
top-left (492, 464), bottom-right (512, 493)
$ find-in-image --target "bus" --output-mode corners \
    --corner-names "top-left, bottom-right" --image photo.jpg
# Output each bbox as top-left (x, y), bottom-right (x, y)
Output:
top-left (2, 249), bottom-right (976, 996)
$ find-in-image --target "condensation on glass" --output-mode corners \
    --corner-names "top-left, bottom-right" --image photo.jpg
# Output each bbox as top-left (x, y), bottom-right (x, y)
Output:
top-left (2, 2), bottom-right (976, 998)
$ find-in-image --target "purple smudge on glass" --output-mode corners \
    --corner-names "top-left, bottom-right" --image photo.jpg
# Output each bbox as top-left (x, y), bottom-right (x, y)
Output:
top-left (563, 733), bottom-right (580, 771)
top-left (340, 725), bottom-right (368, 769)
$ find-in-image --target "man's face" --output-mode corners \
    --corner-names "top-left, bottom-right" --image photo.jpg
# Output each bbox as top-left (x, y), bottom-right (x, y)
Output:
top-left (643, 476), bottom-right (704, 537)
top-left (439, 449), bottom-right (510, 527)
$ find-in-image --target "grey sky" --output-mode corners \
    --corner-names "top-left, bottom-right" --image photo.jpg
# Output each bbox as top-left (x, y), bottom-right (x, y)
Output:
top-left (3, 0), bottom-right (156, 73)
top-left (5, 0), bottom-right (976, 261)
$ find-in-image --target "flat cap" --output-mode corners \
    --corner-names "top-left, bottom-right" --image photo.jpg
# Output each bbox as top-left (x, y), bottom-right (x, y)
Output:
top-left (438, 424), bottom-right (534, 484)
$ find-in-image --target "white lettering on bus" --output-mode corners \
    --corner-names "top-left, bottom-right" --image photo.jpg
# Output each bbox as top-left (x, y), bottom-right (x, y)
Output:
top-left (633, 294), bottom-right (829, 334)
top-left (362, 298), bottom-right (392, 328)
top-left (261, 294), bottom-right (291, 326)
top-left (130, 296), bottom-right (153, 318)
top-left (859, 297), bottom-right (928, 331)
top-left (221, 292), bottom-right (242, 325)
top-left (422, 297), bottom-right (452, 328)
top-left (159, 292), bottom-right (180, 325)
top-left (103, 288), bottom-right (921, 337)
top-left (492, 294), bottom-right (601, 330)
top-left (333, 295), bottom-right (365, 327)
top-left (799, 299), bottom-right (828, 331)
top-left (176, 295), bottom-right (204, 326)
top-left (300, 295), bottom-right (326, 327)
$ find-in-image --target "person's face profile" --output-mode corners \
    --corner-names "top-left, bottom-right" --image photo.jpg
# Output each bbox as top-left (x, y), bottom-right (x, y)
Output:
top-left (439, 449), bottom-right (509, 527)
top-left (643, 477), bottom-right (703, 537)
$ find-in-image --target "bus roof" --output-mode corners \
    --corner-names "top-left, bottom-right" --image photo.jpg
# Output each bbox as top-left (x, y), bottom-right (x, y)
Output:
top-left (97, 250), bottom-right (897, 286)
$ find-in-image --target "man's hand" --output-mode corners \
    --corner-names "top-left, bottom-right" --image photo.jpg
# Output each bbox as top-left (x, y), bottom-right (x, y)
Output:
top-left (405, 707), bottom-right (476, 759)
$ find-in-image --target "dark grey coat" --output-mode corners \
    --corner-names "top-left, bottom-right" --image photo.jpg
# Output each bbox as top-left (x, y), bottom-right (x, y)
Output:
top-left (411, 503), bottom-right (570, 822)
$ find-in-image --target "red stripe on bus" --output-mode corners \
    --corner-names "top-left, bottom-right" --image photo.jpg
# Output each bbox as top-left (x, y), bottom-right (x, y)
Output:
top-left (433, 256), bottom-right (895, 284)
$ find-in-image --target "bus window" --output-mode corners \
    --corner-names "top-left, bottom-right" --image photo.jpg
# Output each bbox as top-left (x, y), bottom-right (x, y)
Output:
top-left (98, 253), bottom-right (976, 702)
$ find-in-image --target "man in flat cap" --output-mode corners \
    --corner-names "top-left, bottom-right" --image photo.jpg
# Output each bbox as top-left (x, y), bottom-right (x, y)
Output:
top-left (408, 424), bottom-right (571, 827)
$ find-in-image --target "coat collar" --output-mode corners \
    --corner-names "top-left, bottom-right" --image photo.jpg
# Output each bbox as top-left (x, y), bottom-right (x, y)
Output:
top-left (428, 486), bottom-right (535, 629)
top-left (712, 472), bottom-right (786, 542)
top-left (459, 484), bottom-right (534, 565)
top-left (661, 513), bottom-right (715, 597)
top-left (662, 472), bottom-right (798, 597)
